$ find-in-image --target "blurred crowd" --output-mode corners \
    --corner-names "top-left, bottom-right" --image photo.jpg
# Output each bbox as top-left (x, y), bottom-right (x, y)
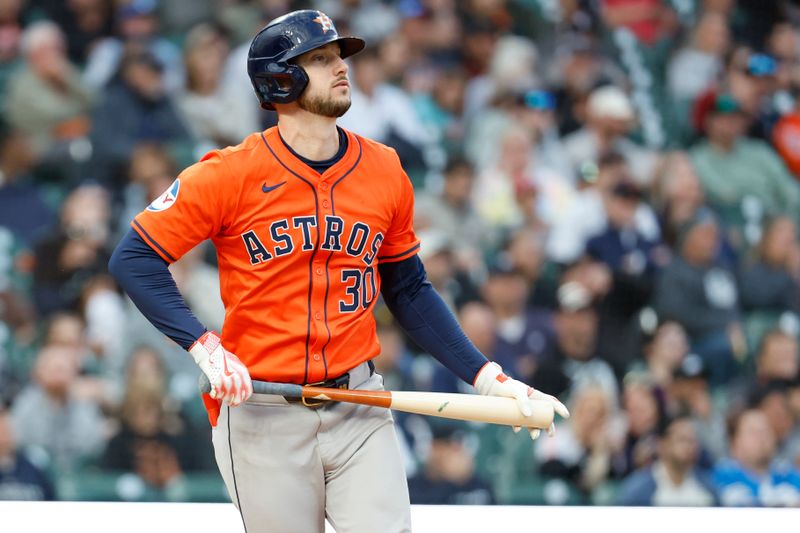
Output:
top-left (2, 0), bottom-right (800, 508)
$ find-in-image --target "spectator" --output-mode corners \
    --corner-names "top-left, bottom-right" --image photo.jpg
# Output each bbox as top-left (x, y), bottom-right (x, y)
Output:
top-left (536, 384), bottom-right (625, 496)
top-left (505, 227), bottom-right (558, 309)
top-left (563, 85), bottom-right (658, 186)
top-left (338, 46), bottom-right (431, 183)
top-left (738, 216), bottom-right (800, 315)
top-left (748, 383), bottom-right (800, 465)
top-left (653, 209), bottom-right (743, 385)
top-left (586, 179), bottom-right (666, 373)
top-left (101, 345), bottom-right (214, 476)
top-left (100, 380), bottom-right (184, 490)
top-left (669, 354), bottom-right (728, 464)
top-left (89, 49), bottom-right (191, 189)
top-left (517, 89), bottom-right (576, 185)
top-left (668, 12), bottom-right (730, 103)
top-left (34, 0), bottom-right (113, 66)
top-left (617, 375), bottom-right (665, 477)
top-left (690, 92), bottom-right (800, 251)
top-left (473, 124), bottom-right (545, 231)
top-left (0, 124), bottom-right (56, 248)
top-left (714, 408), bottom-right (800, 506)
top-left (0, 0), bottom-right (26, 100)
top-left (481, 260), bottom-right (551, 380)
top-left (414, 230), bottom-right (464, 310)
top-left (547, 151), bottom-right (661, 265)
top-left (637, 320), bottom-right (691, 391)
top-left (176, 23), bottom-right (257, 151)
top-left (754, 330), bottom-right (800, 386)
top-left (550, 36), bottom-right (625, 137)
top-left (374, 321), bottom-right (425, 393)
top-left (4, 20), bottom-right (93, 158)
top-left (32, 184), bottom-right (112, 316)
top-left (463, 34), bottom-right (539, 119)
top-left (412, 65), bottom-right (468, 161)
top-left (651, 151), bottom-right (707, 249)
top-left (0, 402), bottom-right (55, 501)
top-left (616, 414), bottom-right (718, 506)
top-left (82, 0), bottom-right (184, 94)
top-left (42, 311), bottom-right (103, 396)
top-left (414, 156), bottom-right (491, 267)
top-left (532, 281), bottom-right (618, 402)
top-left (117, 143), bottom-right (176, 238)
top-left (10, 345), bottom-right (106, 473)
top-left (407, 424), bottom-right (495, 505)
top-left (0, 289), bottom-right (37, 404)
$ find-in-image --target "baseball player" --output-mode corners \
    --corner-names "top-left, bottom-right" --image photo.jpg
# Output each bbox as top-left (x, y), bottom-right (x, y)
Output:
top-left (109, 10), bottom-right (568, 533)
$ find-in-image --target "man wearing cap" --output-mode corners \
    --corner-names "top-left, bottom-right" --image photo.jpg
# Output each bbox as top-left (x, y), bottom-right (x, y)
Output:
top-left (690, 92), bottom-right (800, 251)
top-left (586, 178), bottom-right (665, 373)
top-left (563, 84), bottom-right (658, 185)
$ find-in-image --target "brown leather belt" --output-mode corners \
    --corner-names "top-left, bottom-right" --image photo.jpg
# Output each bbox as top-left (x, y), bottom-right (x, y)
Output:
top-left (288, 360), bottom-right (375, 408)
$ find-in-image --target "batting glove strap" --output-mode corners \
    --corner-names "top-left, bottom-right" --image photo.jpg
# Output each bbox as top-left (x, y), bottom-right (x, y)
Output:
top-left (190, 331), bottom-right (253, 407)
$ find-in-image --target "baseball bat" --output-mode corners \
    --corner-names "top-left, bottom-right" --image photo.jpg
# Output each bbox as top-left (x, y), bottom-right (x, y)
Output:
top-left (199, 375), bottom-right (555, 428)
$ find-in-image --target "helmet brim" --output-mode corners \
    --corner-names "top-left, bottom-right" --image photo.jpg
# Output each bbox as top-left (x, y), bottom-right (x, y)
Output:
top-left (337, 37), bottom-right (365, 59)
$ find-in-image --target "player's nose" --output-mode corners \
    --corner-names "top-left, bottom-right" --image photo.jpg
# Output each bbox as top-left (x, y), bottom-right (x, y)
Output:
top-left (334, 55), bottom-right (348, 76)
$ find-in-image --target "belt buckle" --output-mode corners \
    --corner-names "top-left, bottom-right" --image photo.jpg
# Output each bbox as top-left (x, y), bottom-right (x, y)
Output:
top-left (301, 373), bottom-right (349, 408)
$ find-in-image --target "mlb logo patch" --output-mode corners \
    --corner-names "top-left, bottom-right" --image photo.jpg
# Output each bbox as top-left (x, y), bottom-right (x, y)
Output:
top-left (313, 12), bottom-right (334, 33)
top-left (147, 179), bottom-right (180, 212)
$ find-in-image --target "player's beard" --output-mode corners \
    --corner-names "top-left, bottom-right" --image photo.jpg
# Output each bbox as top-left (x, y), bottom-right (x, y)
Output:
top-left (297, 91), bottom-right (351, 118)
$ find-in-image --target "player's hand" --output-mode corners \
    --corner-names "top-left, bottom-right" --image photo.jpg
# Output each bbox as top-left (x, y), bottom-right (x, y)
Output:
top-left (473, 362), bottom-right (569, 440)
top-left (189, 331), bottom-right (253, 406)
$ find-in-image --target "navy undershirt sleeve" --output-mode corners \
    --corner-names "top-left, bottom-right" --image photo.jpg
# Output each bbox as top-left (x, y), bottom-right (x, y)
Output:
top-left (108, 229), bottom-right (207, 349)
top-left (378, 255), bottom-right (489, 384)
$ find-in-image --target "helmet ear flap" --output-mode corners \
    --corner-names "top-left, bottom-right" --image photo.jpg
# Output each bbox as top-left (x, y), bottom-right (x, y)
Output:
top-left (252, 64), bottom-right (309, 110)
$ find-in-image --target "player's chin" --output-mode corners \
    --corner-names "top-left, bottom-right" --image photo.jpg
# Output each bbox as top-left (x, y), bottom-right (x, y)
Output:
top-left (328, 95), bottom-right (351, 118)
top-left (336, 99), bottom-right (351, 117)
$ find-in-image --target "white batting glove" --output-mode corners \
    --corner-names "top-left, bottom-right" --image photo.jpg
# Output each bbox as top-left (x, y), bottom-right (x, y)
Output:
top-left (474, 362), bottom-right (570, 440)
top-left (189, 331), bottom-right (253, 407)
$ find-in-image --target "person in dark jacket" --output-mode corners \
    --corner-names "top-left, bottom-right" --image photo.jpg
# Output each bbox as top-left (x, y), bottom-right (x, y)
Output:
top-left (738, 215), bottom-right (800, 314)
top-left (653, 209), bottom-right (743, 385)
top-left (407, 423), bottom-right (495, 505)
top-left (0, 403), bottom-right (55, 501)
top-left (616, 414), bottom-right (718, 506)
top-left (88, 49), bottom-right (190, 190)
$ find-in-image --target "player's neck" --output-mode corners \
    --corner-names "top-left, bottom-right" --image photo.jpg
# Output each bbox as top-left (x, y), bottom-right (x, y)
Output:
top-left (277, 113), bottom-right (340, 161)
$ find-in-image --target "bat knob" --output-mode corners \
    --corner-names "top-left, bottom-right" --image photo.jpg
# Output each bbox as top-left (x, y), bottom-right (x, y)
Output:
top-left (198, 373), bottom-right (212, 394)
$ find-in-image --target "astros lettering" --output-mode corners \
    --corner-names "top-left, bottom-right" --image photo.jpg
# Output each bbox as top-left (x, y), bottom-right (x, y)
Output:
top-left (240, 217), bottom-right (383, 266)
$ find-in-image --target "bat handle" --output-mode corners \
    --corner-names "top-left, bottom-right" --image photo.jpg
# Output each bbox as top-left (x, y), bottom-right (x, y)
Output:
top-left (197, 375), bottom-right (304, 399)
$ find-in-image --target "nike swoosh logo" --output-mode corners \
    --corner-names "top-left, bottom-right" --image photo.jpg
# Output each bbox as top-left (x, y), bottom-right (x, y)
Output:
top-left (222, 355), bottom-right (234, 378)
top-left (262, 181), bottom-right (286, 193)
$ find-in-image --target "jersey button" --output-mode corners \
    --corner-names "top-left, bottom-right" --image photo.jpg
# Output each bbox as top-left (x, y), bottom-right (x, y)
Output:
top-left (313, 353), bottom-right (321, 361)
top-left (320, 183), bottom-right (329, 191)
top-left (315, 267), bottom-right (323, 275)
top-left (314, 312), bottom-right (321, 320)
top-left (322, 200), bottom-right (330, 208)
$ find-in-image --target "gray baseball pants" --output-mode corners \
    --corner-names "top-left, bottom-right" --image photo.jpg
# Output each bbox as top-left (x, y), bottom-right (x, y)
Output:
top-left (212, 362), bottom-right (412, 533)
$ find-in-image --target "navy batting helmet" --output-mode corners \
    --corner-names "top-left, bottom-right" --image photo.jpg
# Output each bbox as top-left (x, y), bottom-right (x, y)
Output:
top-left (247, 10), bottom-right (365, 110)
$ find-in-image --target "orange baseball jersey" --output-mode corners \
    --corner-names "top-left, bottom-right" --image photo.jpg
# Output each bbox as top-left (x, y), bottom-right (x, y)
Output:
top-left (132, 127), bottom-right (419, 385)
